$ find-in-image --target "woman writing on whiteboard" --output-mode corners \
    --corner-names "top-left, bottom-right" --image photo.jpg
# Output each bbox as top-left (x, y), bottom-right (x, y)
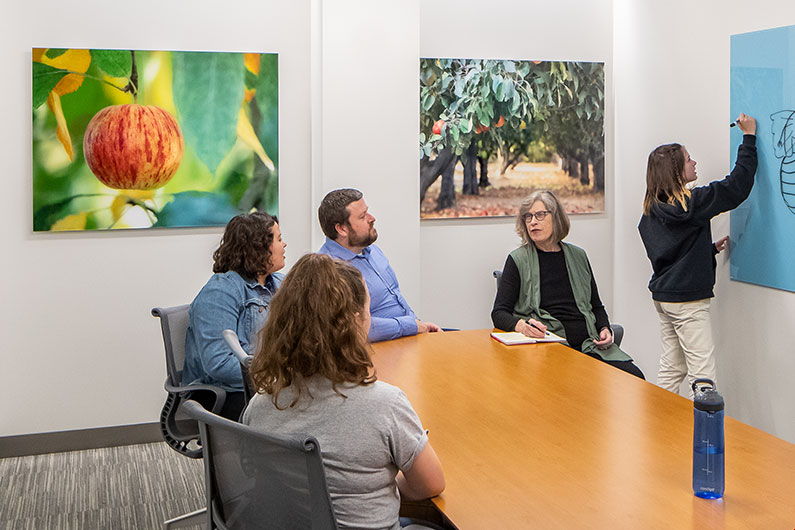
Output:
top-left (492, 190), bottom-right (644, 379)
top-left (638, 113), bottom-right (757, 396)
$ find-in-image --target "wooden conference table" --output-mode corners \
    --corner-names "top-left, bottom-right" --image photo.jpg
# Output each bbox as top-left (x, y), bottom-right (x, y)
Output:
top-left (371, 329), bottom-right (795, 529)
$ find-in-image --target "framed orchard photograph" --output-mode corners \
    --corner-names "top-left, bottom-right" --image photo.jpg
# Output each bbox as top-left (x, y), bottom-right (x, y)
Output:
top-left (420, 58), bottom-right (605, 219)
top-left (32, 48), bottom-right (278, 232)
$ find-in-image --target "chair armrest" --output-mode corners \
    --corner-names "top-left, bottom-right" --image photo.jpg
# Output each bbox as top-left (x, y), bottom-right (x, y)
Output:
top-left (164, 379), bottom-right (227, 415)
top-left (222, 329), bottom-right (251, 363)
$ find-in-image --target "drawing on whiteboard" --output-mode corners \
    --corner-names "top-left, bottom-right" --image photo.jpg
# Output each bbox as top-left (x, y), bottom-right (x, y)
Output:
top-left (730, 24), bottom-right (795, 293)
top-left (771, 110), bottom-right (795, 214)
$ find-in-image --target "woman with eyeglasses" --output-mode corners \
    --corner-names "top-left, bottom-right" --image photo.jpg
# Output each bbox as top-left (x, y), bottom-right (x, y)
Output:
top-left (491, 190), bottom-right (644, 378)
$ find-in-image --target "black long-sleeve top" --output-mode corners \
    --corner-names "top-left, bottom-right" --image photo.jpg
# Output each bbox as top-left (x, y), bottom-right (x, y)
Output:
top-left (491, 249), bottom-right (610, 352)
top-left (638, 134), bottom-right (757, 302)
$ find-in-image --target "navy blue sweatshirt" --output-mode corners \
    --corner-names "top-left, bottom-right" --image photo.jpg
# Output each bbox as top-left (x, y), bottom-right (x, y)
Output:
top-left (638, 134), bottom-right (757, 302)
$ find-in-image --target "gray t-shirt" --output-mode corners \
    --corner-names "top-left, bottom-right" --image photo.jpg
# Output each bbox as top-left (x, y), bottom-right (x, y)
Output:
top-left (241, 377), bottom-right (428, 530)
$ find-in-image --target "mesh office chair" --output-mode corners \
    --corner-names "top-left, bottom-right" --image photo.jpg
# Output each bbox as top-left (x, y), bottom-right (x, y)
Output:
top-left (153, 305), bottom-right (227, 458)
top-left (491, 269), bottom-right (625, 346)
top-left (222, 329), bottom-right (256, 406)
top-left (153, 305), bottom-right (227, 529)
top-left (182, 400), bottom-right (340, 530)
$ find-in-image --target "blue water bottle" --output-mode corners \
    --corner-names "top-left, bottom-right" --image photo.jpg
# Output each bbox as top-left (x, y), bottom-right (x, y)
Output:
top-left (692, 378), bottom-right (725, 499)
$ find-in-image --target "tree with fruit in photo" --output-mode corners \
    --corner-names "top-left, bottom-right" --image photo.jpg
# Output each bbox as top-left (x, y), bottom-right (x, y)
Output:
top-left (419, 58), bottom-right (604, 218)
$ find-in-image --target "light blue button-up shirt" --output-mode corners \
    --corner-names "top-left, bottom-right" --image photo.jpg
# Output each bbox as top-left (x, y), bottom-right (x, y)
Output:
top-left (319, 238), bottom-right (418, 342)
top-left (183, 270), bottom-right (282, 391)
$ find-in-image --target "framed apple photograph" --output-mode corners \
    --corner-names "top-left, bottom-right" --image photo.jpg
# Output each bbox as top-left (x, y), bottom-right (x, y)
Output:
top-left (32, 48), bottom-right (278, 231)
top-left (420, 58), bottom-right (604, 219)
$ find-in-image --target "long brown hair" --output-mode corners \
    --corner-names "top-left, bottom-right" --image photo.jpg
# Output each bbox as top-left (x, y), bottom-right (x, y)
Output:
top-left (249, 253), bottom-right (375, 408)
top-left (643, 143), bottom-right (691, 215)
top-left (212, 212), bottom-right (278, 279)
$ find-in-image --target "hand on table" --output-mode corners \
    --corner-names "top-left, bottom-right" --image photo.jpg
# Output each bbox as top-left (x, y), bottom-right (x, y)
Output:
top-left (514, 318), bottom-right (547, 338)
top-left (593, 327), bottom-right (613, 350)
top-left (417, 320), bottom-right (443, 333)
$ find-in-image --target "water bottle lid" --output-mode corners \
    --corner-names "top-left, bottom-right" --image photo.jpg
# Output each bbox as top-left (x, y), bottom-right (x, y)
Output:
top-left (692, 378), bottom-right (724, 412)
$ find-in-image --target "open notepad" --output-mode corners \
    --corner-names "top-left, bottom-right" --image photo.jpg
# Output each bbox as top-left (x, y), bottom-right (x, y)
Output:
top-left (490, 331), bottom-right (567, 345)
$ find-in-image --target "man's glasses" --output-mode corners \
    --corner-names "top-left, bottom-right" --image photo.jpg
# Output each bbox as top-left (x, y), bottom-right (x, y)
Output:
top-left (524, 210), bottom-right (551, 222)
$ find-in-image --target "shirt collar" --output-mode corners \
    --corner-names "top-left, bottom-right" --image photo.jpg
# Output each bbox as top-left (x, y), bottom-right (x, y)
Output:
top-left (323, 237), bottom-right (371, 260)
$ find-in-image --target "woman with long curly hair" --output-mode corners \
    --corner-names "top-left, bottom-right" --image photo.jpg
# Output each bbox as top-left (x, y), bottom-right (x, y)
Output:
top-left (243, 253), bottom-right (445, 530)
top-left (183, 211), bottom-right (287, 420)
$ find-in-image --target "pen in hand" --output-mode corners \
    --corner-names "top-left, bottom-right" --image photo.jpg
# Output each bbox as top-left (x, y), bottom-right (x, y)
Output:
top-left (526, 319), bottom-right (550, 336)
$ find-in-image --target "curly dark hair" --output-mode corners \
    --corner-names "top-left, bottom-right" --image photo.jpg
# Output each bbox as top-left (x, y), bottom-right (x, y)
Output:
top-left (212, 212), bottom-right (279, 279)
top-left (318, 188), bottom-right (362, 240)
top-left (249, 253), bottom-right (375, 408)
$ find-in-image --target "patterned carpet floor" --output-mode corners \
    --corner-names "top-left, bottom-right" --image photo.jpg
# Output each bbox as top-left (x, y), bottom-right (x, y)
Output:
top-left (0, 442), bottom-right (205, 530)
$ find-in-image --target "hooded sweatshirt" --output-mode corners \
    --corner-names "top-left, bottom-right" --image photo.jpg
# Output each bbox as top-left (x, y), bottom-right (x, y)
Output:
top-left (638, 134), bottom-right (757, 302)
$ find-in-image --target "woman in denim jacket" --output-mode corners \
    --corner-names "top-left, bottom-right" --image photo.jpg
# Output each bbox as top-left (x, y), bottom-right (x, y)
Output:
top-left (183, 212), bottom-right (287, 420)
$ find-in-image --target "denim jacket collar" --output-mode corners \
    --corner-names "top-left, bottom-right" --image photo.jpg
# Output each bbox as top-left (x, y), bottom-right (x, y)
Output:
top-left (242, 272), bottom-right (280, 292)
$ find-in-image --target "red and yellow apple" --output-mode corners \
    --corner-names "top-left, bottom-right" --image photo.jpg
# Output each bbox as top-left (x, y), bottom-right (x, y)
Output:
top-left (83, 104), bottom-right (184, 190)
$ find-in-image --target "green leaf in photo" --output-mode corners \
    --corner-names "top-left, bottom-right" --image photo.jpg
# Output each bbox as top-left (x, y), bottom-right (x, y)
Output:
top-left (33, 196), bottom-right (76, 232)
top-left (153, 191), bottom-right (241, 227)
top-left (254, 53), bottom-right (279, 168)
top-left (32, 62), bottom-right (68, 109)
top-left (45, 49), bottom-right (68, 59)
top-left (91, 49), bottom-right (132, 78)
top-left (245, 68), bottom-right (258, 89)
top-left (422, 92), bottom-right (436, 111)
top-left (172, 52), bottom-right (246, 172)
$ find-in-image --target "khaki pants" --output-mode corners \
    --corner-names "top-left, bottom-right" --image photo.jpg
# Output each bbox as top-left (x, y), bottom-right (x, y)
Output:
top-left (654, 299), bottom-right (716, 397)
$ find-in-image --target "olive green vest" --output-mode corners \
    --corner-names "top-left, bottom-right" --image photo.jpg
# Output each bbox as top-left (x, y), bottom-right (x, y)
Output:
top-left (510, 243), bottom-right (630, 362)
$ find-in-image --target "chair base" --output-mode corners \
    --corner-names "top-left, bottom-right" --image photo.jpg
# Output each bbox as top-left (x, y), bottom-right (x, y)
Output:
top-left (163, 507), bottom-right (207, 529)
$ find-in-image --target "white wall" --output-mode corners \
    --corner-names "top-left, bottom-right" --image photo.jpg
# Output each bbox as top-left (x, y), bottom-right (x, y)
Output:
top-left (316, 0), bottom-right (421, 307)
top-left (614, 0), bottom-right (795, 442)
top-left (418, 0), bottom-right (616, 330)
top-left (3, 0), bottom-right (793, 445)
top-left (0, 0), bottom-right (312, 436)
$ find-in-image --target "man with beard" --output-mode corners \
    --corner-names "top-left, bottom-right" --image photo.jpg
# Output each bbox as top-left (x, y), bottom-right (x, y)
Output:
top-left (318, 188), bottom-right (442, 342)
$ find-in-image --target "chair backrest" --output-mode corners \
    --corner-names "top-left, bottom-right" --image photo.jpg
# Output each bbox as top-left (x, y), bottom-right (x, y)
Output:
top-left (493, 270), bottom-right (502, 289)
top-left (611, 324), bottom-right (624, 348)
top-left (152, 304), bottom-right (191, 387)
top-left (183, 400), bottom-right (339, 530)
